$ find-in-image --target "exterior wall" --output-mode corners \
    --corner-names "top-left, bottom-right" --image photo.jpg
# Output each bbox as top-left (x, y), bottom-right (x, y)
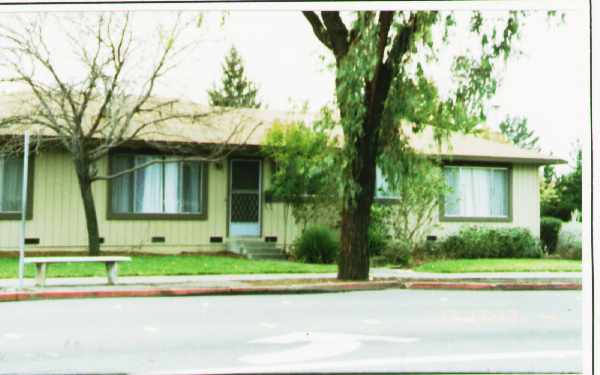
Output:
top-left (0, 150), bottom-right (541, 254)
top-left (0, 150), bottom-right (230, 253)
top-left (429, 164), bottom-right (541, 238)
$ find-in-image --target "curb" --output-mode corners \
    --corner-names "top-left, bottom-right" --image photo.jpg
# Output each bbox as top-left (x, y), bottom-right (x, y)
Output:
top-left (0, 280), bottom-right (581, 303)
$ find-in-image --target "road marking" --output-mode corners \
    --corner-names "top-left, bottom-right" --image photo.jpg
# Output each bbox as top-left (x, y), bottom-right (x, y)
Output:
top-left (239, 332), bottom-right (418, 365)
top-left (143, 326), bottom-right (158, 333)
top-left (362, 319), bottom-right (381, 325)
top-left (259, 322), bottom-right (277, 329)
top-left (3, 333), bottom-right (22, 340)
top-left (172, 349), bottom-right (580, 374)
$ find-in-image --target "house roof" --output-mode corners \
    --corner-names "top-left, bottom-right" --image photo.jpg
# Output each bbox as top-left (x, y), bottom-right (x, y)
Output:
top-left (0, 92), bottom-right (565, 165)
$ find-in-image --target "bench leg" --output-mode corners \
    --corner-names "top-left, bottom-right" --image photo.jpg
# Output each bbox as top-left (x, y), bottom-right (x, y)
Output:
top-left (106, 262), bottom-right (118, 285)
top-left (35, 263), bottom-right (47, 287)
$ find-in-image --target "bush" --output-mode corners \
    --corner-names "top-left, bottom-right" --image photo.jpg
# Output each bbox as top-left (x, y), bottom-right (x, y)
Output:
top-left (382, 241), bottom-right (411, 267)
top-left (556, 222), bottom-right (582, 260)
top-left (540, 217), bottom-right (562, 253)
top-left (412, 240), bottom-right (442, 261)
top-left (437, 226), bottom-right (543, 259)
top-left (293, 225), bottom-right (340, 264)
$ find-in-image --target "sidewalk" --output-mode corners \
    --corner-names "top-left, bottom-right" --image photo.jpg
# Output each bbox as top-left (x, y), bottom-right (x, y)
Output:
top-left (0, 268), bottom-right (582, 303)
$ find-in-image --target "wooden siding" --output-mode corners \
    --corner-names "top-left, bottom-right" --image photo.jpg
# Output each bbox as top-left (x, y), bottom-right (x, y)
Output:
top-left (429, 164), bottom-right (541, 238)
top-left (0, 150), bottom-right (229, 253)
top-left (0, 151), bottom-right (541, 254)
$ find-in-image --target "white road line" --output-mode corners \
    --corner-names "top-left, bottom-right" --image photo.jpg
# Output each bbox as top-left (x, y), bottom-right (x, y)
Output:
top-left (3, 333), bottom-right (22, 339)
top-left (362, 319), bottom-right (381, 325)
top-left (240, 332), bottom-right (418, 365)
top-left (143, 326), bottom-right (158, 333)
top-left (164, 349), bottom-right (581, 375)
top-left (259, 322), bottom-right (277, 328)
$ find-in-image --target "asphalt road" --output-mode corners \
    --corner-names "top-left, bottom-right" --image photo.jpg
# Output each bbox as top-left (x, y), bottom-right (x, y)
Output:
top-left (0, 290), bottom-right (581, 374)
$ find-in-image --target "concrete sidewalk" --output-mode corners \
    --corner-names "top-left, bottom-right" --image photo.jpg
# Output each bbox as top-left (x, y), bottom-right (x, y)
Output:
top-left (0, 268), bottom-right (582, 303)
top-left (0, 267), bottom-right (582, 290)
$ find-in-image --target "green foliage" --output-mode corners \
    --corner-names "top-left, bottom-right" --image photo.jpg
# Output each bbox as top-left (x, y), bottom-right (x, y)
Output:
top-left (543, 165), bottom-right (556, 185)
top-left (293, 225), bottom-right (340, 264)
top-left (540, 216), bottom-right (562, 253)
top-left (381, 241), bottom-right (412, 267)
top-left (541, 147), bottom-right (582, 221)
top-left (498, 116), bottom-right (539, 150)
top-left (312, 11), bottom-right (524, 205)
top-left (263, 120), bottom-right (340, 228)
top-left (436, 226), bottom-right (542, 259)
top-left (378, 155), bottom-right (447, 249)
top-left (208, 46), bottom-right (261, 108)
top-left (368, 204), bottom-right (391, 257)
top-left (556, 221), bottom-right (582, 260)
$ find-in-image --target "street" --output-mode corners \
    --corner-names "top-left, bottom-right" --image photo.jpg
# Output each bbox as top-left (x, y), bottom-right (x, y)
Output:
top-left (0, 289), bottom-right (581, 374)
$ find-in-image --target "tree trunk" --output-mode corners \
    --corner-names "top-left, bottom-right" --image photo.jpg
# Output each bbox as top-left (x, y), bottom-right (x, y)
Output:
top-left (337, 119), bottom-right (378, 281)
top-left (74, 158), bottom-right (101, 256)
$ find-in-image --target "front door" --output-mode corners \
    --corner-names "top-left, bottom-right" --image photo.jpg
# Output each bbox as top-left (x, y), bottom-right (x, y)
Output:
top-left (229, 159), bottom-right (261, 237)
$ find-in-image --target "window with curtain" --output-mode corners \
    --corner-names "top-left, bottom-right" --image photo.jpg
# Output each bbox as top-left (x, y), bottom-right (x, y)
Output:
top-left (110, 154), bottom-right (204, 216)
top-left (0, 155), bottom-right (24, 213)
top-left (443, 165), bottom-right (509, 219)
top-left (375, 166), bottom-right (400, 199)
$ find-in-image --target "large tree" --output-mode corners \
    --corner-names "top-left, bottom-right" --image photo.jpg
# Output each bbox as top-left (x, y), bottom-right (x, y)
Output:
top-left (498, 116), bottom-right (540, 150)
top-left (0, 13), bottom-right (248, 255)
top-left (302, 11), bottom-right (523, 280)
top-left (208, 46), bottom-right (261, 108)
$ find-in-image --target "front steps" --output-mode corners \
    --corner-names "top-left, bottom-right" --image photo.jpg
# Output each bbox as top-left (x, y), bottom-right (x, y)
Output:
top-left (226, 238), bottom-right (287, 261)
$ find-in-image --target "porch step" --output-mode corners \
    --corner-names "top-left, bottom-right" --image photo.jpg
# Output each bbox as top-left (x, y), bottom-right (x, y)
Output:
top-left (226, 238), bottom-right (287, 261)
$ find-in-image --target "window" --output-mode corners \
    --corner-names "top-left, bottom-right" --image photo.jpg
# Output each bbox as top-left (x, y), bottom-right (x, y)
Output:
top-left (442, 165), bottom-right (510, 220)
top-left (109, 154), bottom-right (206, 218)
top-left (0, 156), bottom-right (24, 214)
top-left (375, 166), bottom-right (400, 199)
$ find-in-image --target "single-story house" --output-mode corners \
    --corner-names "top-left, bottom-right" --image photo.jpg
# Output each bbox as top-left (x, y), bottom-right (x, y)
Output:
top-left (0, 96), bottom-right (565, 256)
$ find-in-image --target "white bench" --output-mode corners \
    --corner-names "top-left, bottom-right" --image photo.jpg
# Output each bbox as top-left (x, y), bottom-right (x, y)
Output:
top-left (24, 256), bottom-right (132, 287)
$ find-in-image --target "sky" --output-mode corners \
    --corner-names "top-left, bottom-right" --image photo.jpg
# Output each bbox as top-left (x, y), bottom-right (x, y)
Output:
top-left (0, 4), bottom-right (590, 172)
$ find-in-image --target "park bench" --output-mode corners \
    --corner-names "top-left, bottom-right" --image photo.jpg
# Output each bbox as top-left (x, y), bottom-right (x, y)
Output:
top-left (23, 256), bottom-right (132, 287)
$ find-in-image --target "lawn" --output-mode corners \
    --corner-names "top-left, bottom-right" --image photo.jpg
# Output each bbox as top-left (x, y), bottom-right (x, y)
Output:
top-left (414, 258), bottom-right (581, 273)
top-left (0, 255), bottom-right (337, 279)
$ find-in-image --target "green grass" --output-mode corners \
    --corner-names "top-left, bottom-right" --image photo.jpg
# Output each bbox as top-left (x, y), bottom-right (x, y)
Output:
top-left (414, 258), bottom-right (582, 273)
top-left (0, 255), bottom-right (337, 279)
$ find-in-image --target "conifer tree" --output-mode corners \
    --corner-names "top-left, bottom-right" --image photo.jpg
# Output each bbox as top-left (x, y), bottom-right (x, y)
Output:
top-left (208, 46), bottom-right (261, 108)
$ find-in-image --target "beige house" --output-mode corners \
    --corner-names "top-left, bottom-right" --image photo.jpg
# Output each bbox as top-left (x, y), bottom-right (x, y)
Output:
top-left (0, 100), bottom-right (564, 256)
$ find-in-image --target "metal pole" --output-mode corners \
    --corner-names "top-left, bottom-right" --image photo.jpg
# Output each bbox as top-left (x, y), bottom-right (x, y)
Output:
top-left (18, 132), bottom-right (30, 289)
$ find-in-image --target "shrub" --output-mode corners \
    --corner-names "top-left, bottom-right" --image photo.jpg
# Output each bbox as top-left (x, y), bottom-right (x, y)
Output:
top-left (437, 226), bottom-right (542, 259)
top-left (540, 217), bottom-right (562, 253)
top-left (293, 225), bottom-right (340, 264)
top-left (412, 239), bottom-right (442, 261)
top-left (556, 221), bottom-right (582, 260)
top-left (381, 241), bottom-right (411, 267)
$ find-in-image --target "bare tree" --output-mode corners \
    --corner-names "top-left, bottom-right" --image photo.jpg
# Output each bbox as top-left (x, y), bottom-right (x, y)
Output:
top-left (0, 13), bottom-right (258, 255)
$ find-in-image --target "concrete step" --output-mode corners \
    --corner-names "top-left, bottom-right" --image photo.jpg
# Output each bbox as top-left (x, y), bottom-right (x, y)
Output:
top-left (226, 238), bottom-right (284, 260)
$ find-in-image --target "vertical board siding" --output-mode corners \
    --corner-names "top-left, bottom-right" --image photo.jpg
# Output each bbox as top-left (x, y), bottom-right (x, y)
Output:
top-left (0, 151), bottom-right (542, 253)
top-left (430, 164), bottom-right (541, 238)
top-left (0, 151), bottom-right (228, 252)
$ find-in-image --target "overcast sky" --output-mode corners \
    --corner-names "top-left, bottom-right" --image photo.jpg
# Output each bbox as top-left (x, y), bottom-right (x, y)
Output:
top-left (0, 4), bottom-right (590, 172)
top-left (167, 9), bottom-right (589, 171)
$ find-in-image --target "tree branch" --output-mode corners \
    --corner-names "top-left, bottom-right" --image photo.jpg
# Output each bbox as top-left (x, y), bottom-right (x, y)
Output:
top-left (302, 11), bottom-right (332, 50)
top-left (321, 11), bottom-right (349, 59)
